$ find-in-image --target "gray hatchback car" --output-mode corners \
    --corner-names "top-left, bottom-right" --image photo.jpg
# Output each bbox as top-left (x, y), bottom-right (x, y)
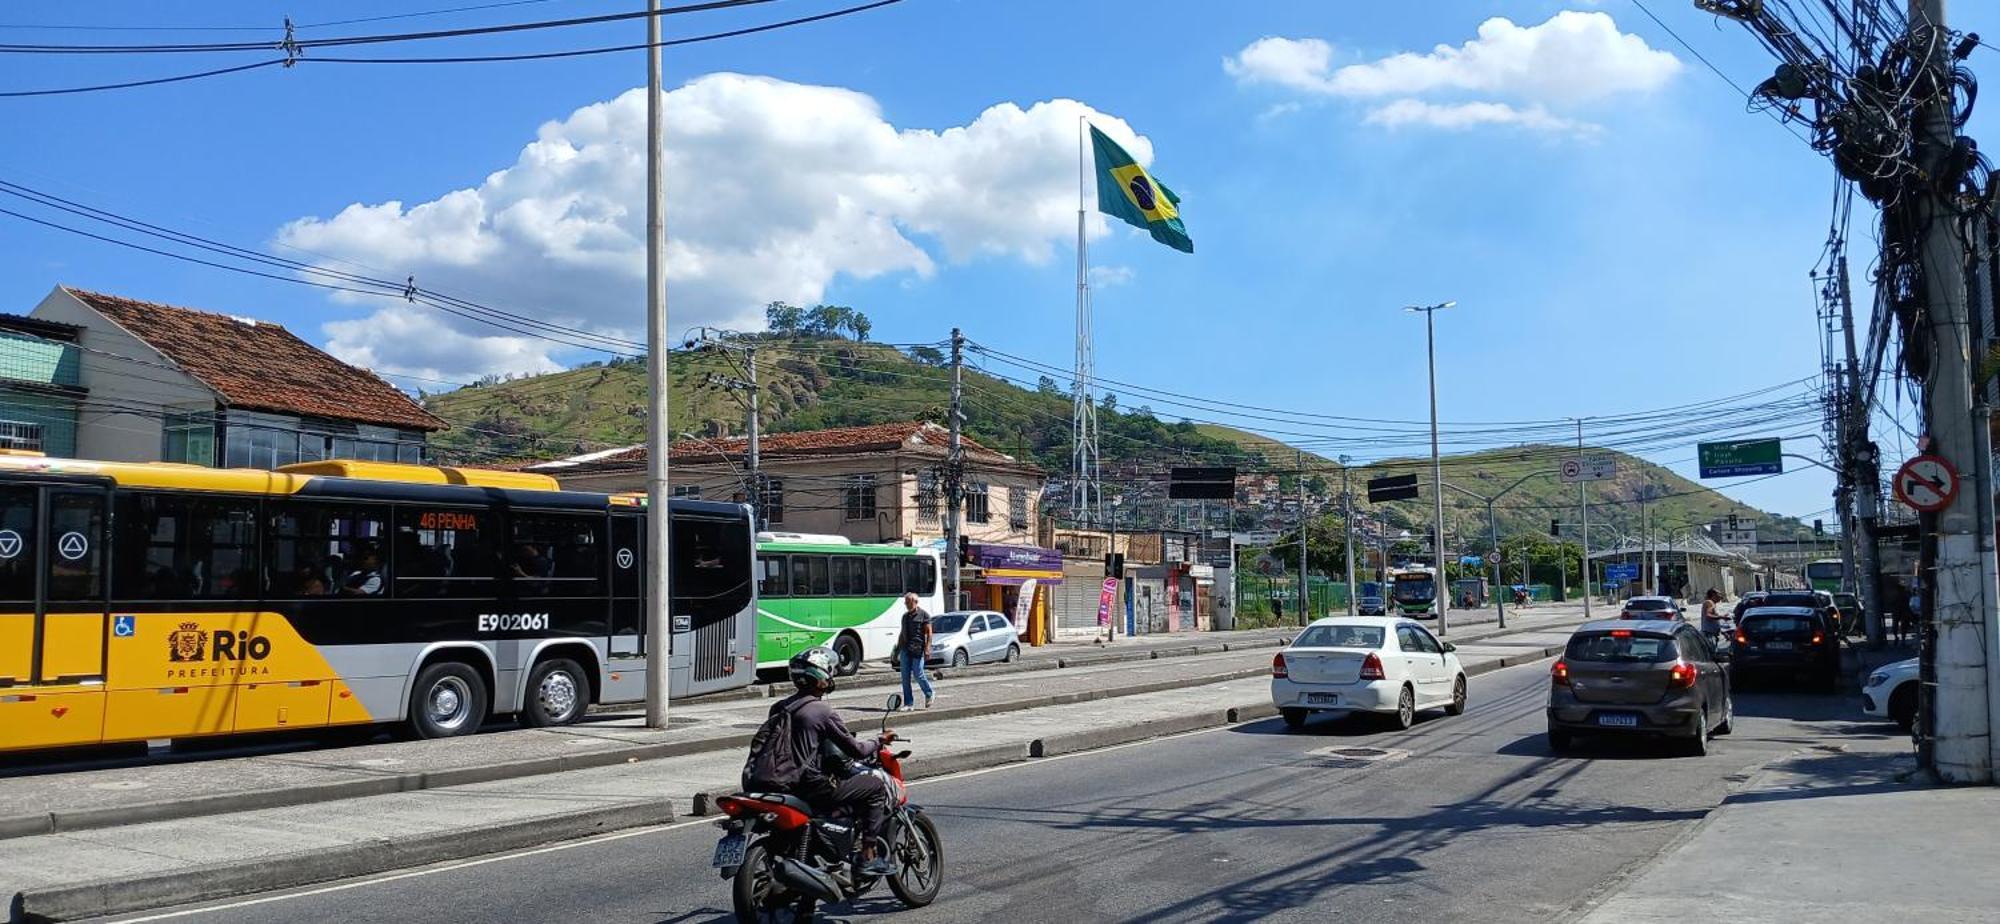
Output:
top-left (1547, 619), bottom-right (1733, 756)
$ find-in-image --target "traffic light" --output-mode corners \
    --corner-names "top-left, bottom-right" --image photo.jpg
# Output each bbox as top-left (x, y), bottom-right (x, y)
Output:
top-left (1550, 519), bottom-right (1561, 536)
top-left (958, 537), bottom-right (974, 566)
top-left (1728, 513), bottom-right (1740, 530)
top-left (1813, 519), bottom-right (1824, 536)
top-left (1104, 552), bottom-right (1125, 576)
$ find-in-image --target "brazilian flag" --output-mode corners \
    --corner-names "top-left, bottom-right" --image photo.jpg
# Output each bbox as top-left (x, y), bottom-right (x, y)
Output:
top-left (1090, 125), bottom-right (1192, 254)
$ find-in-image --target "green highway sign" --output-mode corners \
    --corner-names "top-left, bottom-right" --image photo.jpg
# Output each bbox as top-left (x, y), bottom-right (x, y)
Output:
top-left (1698, 438), bottom-right (1783, 478)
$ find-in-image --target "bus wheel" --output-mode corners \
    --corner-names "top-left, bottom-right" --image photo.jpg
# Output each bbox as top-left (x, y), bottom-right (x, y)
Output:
top-left (408, 661), bottom-right (488, 739)
top-left (522, 657), bottom-right (589, 727)
top-left (832, 633), bottom-right (863, 677)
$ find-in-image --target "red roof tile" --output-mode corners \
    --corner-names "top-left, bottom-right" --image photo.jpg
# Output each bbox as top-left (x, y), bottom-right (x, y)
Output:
top-left (64, 287), bottom-right (446, 432)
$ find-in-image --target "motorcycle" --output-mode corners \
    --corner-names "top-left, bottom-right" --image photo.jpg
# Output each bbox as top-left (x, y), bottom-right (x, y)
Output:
top-left (712, 693), bottom-right (945, 922)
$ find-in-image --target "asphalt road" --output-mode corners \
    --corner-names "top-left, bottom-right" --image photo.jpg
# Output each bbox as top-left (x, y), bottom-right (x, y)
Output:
top-left (95, 658), bottom-right (1885, 924)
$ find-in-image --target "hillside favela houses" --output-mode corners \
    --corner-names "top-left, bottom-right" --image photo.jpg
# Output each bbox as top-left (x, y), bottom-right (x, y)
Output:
top-left (522, 421), bottom-right (1070, 634)
top-left (0, 286), bottom-right (443, 466)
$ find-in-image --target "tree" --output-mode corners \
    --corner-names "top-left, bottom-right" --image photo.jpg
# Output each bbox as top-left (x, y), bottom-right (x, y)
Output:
top-left (765, 301), bottom-right (805, 333)
top-left (1036, 375), bottom-right (1064, 397)
top-left (1100, 393), bottom-right (1119, 414)
top-left (850, 314), bottom-right (872, 342)
top-left (907, 344), bottom-right (945, 366)
top-left (804, 304), bottom-right (847, 336)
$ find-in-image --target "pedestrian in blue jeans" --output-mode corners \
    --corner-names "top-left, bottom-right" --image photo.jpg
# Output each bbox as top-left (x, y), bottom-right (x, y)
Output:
top-left (896, 592), bottom-right (934, 710)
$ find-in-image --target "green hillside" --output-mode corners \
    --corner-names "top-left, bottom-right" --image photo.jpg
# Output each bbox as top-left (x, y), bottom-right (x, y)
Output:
top-left (422, 334), bottom-right (1806, 542)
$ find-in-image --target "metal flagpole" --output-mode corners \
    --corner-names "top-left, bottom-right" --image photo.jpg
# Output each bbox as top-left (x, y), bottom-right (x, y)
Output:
top-left (643, 0), bottom-right (672, 729)
top-left (1072, 116), bottom-right (1100, 530)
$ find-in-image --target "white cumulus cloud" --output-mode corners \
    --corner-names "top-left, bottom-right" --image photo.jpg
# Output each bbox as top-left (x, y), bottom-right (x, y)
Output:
top-left (277, 73), bottom-right (1155, 381)
top-left (1224, 11), bottom-right (1680, 133)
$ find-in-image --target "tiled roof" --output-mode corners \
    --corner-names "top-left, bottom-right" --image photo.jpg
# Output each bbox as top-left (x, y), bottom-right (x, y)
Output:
top-left (63, 287), bottom-right (446, 432)
top-left (525, 421), bottom-right (1029, 473)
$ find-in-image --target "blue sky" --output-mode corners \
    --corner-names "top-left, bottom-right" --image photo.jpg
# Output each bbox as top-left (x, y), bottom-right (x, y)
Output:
top-left (2, 0), bottom-right (1993, 524)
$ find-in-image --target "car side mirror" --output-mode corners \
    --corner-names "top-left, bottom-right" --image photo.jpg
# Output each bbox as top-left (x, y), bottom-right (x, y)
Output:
top-left (1441, 642), bottom-right (1457, 653)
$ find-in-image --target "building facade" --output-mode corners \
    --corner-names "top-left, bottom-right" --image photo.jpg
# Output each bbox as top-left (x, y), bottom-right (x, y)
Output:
top-left (26, 286), bottom-right (444, 466)
top-left (0, 313), bottom-right (87, 457)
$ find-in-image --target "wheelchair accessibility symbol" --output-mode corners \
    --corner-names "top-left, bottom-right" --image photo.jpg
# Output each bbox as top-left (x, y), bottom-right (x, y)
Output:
top-left (113, 615), bottom-right (136, 638)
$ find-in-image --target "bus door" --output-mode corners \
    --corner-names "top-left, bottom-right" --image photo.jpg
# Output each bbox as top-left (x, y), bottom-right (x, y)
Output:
top-left (671, 512), bottom-right (754, 698)
top-left (0, 483), bottom-right (111, 750)
top-left (593, 513), bottom-right (649, 706)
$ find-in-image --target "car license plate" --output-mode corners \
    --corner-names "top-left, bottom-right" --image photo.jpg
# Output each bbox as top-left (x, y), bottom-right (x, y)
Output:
top-left (711, 833), bottom-right (746, 868)
top-left (1305, 692), bottom-right (1338, 705)
top-left (1596, 714), bottom-right (1639, 727)
top-left (1767, 641), bottom-right (1794, 650)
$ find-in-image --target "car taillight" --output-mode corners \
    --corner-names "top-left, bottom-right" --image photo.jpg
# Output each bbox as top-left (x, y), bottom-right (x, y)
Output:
top-left (1735, 630), bottom-right (1748, 645)
top-left (1811, 632), bottom-right (1824, 645)
top-left (1360, 652), bottom-right (1385, 681)
top-left (1551, 659), bottom-right (1570, 686)
top-left (1272, 652), bottom-right (1288, 679)
top-left (1668, 661), bottom-right (1697, 689)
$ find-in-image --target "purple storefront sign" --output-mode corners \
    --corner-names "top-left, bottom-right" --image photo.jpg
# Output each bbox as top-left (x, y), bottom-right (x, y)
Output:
top-left (970, 543), bottom-right (1064, 585)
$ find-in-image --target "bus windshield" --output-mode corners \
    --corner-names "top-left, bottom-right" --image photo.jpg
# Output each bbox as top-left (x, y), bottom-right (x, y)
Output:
top-left (1392, 576), bottom-right (1434, 602)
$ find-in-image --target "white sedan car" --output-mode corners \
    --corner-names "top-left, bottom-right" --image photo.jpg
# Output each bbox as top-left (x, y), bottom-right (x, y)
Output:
top-left (1861, 657), bottom-right (1919, 730)
top-left (1271, 616), bottom-right (1467, 731)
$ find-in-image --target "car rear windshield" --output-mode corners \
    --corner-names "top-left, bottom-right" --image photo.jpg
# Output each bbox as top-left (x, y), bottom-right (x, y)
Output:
top-left (1743, 614), bottom-right (1816, 636)
top-left (930, 614), bottom-right (968, 633)
top-left (1295, 624), bottom-right (1386, 649)
top-left (1625, 599), bottom-right (1672, 610)
top-left (1565, 631), bottom-right (1679, 663)
top-left (1761, 594), bottom-right (1821, 609)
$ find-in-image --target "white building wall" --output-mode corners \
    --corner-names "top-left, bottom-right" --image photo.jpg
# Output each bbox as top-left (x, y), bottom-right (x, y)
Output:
top-left (30, 288), bottom-right (215, 463)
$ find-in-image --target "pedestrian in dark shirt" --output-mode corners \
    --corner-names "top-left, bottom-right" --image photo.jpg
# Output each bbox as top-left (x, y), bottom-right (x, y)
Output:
top-left (896, 592), bottom-right (934, 710)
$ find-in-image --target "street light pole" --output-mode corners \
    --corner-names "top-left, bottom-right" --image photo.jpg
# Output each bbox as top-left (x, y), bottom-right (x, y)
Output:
top-left (1407, 301), bottom-right (1456, 634)
top-left (642, 0), bottom-right (672, 730)
top-left (1341, 456), bottom-right (1357, 617)
top-left (1572, 417), bottom-right (1593, 620)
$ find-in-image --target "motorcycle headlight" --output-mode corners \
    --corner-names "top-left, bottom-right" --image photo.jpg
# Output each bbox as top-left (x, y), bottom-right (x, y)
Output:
top-left (1867, 672), bottom-right (1889, 687)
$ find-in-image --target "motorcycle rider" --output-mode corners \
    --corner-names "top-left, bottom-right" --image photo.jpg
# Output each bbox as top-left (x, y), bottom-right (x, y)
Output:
top-left (775, 647), bottom-right (898, 877)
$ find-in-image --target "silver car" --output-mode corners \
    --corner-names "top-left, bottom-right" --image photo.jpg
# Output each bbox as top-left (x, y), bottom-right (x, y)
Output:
top-left (927, 610), bottom-right (1022, 667)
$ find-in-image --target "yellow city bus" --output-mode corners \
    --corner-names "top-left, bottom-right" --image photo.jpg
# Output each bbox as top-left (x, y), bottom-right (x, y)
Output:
top-left (0, 452), bottom-right (755, 754)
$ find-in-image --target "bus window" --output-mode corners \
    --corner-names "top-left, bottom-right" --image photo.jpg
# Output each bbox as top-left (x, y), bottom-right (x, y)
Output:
top-left (868, 556), bottom-right (900, 596)
top-left (759, 555), bottom-right (789, 598)
top-left (46, 492), bottom-right (104, 602)
top-left (0, 487), bottom-right (35, 604)
top-left (830, 556), bottom-right (861, 596)
top-left (509, 512), bottom-right (604, 597)
top-left (792, 555), bottom-right (829, 596)
top-left (113, 494), bottom-right (259, 600)
top-left (671, 515), bottom-right (751, 611)
top-left (396, 507), bottom-right (498, 598)
top-left (267, 503), bottom-right (388, 597)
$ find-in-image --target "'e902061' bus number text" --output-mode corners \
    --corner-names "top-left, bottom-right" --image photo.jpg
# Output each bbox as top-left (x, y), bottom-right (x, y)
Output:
top-left (478, 613), bottom-right (551, 632)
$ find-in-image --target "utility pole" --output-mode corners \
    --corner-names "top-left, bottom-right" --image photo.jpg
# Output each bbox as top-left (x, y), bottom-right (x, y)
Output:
top-left (642, 0), bottom-right (671, 730)
top-left (1297, 449), bottom-right (1309, 624)
top-left (946, 328), bottom-right (966, 613)
top-left (744, 343), bottom-right (759, 526)
top-left (1910, 0), bottom-right (1997, 784)
top-left (1408, 300), bottom-right (1455, 634)
top-left (1574, 418), bottom-right (1593, 619)
top-left (1341, 456), bottom-right (1357, 617)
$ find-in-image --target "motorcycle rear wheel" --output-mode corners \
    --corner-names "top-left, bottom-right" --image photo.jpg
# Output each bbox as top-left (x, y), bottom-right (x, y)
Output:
top-left (732, 842), bottom-right (817, 924)
top-left (887, 812), bottom-right (944, 907)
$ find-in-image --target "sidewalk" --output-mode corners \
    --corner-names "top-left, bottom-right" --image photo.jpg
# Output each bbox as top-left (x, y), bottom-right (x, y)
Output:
top-left (4, 618), bottom-right (1587, 922)
top-left (1576, 738), bottom-right (1998, 923)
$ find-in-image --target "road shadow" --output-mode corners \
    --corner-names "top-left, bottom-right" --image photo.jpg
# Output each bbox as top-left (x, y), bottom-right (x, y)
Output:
top-left (1494, 731), bottom-right (1699, 761)
top-left (1229, 711), bottom-right (1455, 738)
top-left (1720, 746), bottom-right (1922, 807)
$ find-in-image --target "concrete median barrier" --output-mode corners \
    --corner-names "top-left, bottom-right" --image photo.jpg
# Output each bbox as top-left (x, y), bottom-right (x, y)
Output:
top-left (10, 800), bottom-right (674, 924)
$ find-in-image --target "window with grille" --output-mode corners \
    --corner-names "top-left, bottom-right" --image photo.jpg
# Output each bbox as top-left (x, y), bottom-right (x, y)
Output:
top-left (1008, 487), bottom-right (1028, 530)
top-left (845, 474), bottom-right (877, 521)
top-left (916, 472), bottom-right (939, 523)
top-left (965, 481), bottom-right (990, 524)
top-left (0, 421), bottom-right (42, 452)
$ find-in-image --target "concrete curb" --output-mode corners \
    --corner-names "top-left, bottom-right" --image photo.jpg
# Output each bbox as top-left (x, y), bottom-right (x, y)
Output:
top-left (8, 647), bottom-right (1576, 921)
top-left (9, 799), bottom-right (674, 924)
top-left (0, 665), bottom-right (1269, 842)
top-left (1, 621), bottom-right (1575, 844)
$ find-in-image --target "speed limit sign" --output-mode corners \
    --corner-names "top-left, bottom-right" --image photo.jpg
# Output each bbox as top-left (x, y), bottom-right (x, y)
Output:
top-left (1893, 454), bottom-right (1959, 512)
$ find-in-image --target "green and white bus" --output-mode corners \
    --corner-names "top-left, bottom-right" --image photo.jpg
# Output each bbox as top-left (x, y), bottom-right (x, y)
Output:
top-left (753, 533), bottom-right (944, 675)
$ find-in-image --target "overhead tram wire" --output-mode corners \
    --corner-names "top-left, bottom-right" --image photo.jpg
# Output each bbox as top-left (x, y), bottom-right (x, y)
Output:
top-left (0, 0), bottom-right (780, 54)
top-left (1626, 0), bottom-right (1815, 145)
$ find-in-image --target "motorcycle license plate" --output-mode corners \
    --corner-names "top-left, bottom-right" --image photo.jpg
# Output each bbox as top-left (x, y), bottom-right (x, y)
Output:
top-left (710, 833), bottom-right (746, 868)
top-left (1305, 692), bottom-right (1338, 705)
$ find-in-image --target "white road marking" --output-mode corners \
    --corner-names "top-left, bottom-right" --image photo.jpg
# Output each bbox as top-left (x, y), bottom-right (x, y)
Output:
top-left (103, 655), bottom-right (1563, 921)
